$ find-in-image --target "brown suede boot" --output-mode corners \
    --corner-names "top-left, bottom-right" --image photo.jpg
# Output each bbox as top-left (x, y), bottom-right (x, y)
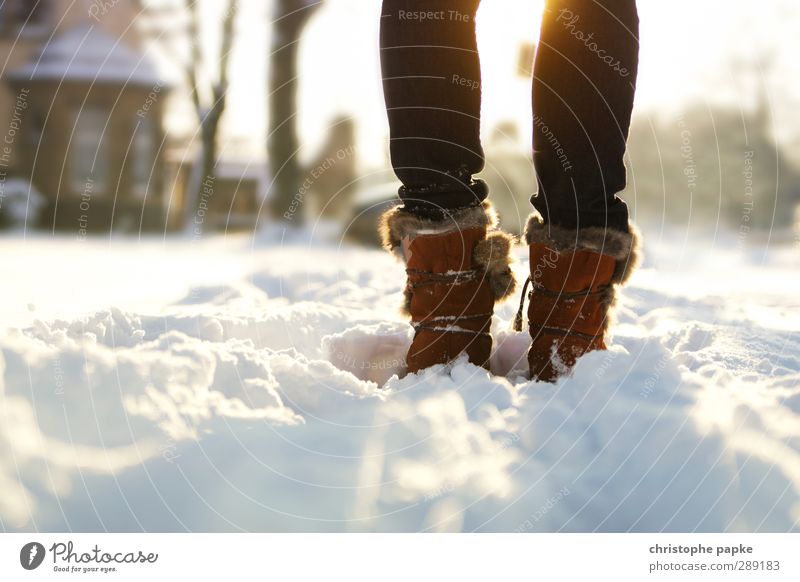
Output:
top-left (380, 202), bottom-right (516, 373)
top-left (514, 213), bottom-right (641, 382)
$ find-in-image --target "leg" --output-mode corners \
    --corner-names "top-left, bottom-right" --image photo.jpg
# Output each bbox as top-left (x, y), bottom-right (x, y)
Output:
top-left (379, 0), bottom-right (516, 373)
top-left (520, 0), bottom-right (641, 381)
top-left (380, 0), bottom-right (486, 217)
top-left (532, 0), bottom-right (639, 232)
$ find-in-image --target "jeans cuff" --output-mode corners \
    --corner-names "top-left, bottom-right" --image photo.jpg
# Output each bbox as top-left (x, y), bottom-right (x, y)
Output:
top-left (399, 179), bottom-right (488, 219)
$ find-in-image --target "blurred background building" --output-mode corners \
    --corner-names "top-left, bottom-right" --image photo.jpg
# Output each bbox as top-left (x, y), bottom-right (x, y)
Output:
top-left (0, 0), bottom-right (172, 231)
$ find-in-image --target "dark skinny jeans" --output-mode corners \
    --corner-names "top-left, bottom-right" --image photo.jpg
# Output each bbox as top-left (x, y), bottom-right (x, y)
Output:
top-left (380, 0), bottom-right (639, 232)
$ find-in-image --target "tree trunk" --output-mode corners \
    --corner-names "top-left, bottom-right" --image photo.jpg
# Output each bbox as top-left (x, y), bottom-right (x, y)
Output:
top-left (268, 0), bottom-right (319, 224)
top-left (184, 0), bottom-right (237, 232)
top-left (185, 106), bottom-right (222, 233)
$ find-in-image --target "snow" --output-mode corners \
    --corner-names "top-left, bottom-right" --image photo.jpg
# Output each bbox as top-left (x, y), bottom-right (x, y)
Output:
top-left (0, 179), bottom-right (45, 227)
top-left (0, 227), bottom-right (798, 532)
top-left (10, 25), bottom-right (164, 87)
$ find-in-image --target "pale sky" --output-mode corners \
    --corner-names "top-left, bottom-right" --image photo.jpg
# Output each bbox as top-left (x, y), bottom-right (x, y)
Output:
top-left (157, 0), bottom-right (800, 166)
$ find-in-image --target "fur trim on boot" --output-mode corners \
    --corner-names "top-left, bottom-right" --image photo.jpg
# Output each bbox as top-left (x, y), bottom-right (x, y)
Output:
top-left (473, 230), bottom-right (516, 301)
top-left (380, 201), bottom-right (497, 253)
top-left (524, 212), bottom-right (641, 285)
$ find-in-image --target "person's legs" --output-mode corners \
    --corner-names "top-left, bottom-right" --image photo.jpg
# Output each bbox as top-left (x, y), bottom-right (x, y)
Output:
top-left (531, 0), bottom-right (639, 232)
top-left (379, 0), bottom-right (516, 373)
top-left (380, 0), bottom-right (486, 217)
top-left (520, 0), bottom-right (642, 381)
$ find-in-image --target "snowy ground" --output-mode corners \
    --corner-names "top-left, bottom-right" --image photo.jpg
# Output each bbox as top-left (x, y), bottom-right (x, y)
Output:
top-left (1, 226), bottom-right (799, 532)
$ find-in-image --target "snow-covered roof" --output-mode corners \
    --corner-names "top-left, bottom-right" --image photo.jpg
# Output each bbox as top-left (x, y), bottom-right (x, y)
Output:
top-left (9, 25), bottom-right (164, 87)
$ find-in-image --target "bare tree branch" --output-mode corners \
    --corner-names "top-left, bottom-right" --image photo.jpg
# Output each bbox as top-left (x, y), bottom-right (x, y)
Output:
top-left (132, 0), bottom-right (242, 226)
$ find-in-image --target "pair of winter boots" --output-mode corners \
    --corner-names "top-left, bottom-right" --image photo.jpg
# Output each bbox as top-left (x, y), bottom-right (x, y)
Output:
top-left (379, 202), bottom-right (639, 381)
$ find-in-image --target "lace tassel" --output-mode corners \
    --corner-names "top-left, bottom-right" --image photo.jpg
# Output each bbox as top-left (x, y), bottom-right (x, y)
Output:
top-left (513, 276), bottom-right (531, 332)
